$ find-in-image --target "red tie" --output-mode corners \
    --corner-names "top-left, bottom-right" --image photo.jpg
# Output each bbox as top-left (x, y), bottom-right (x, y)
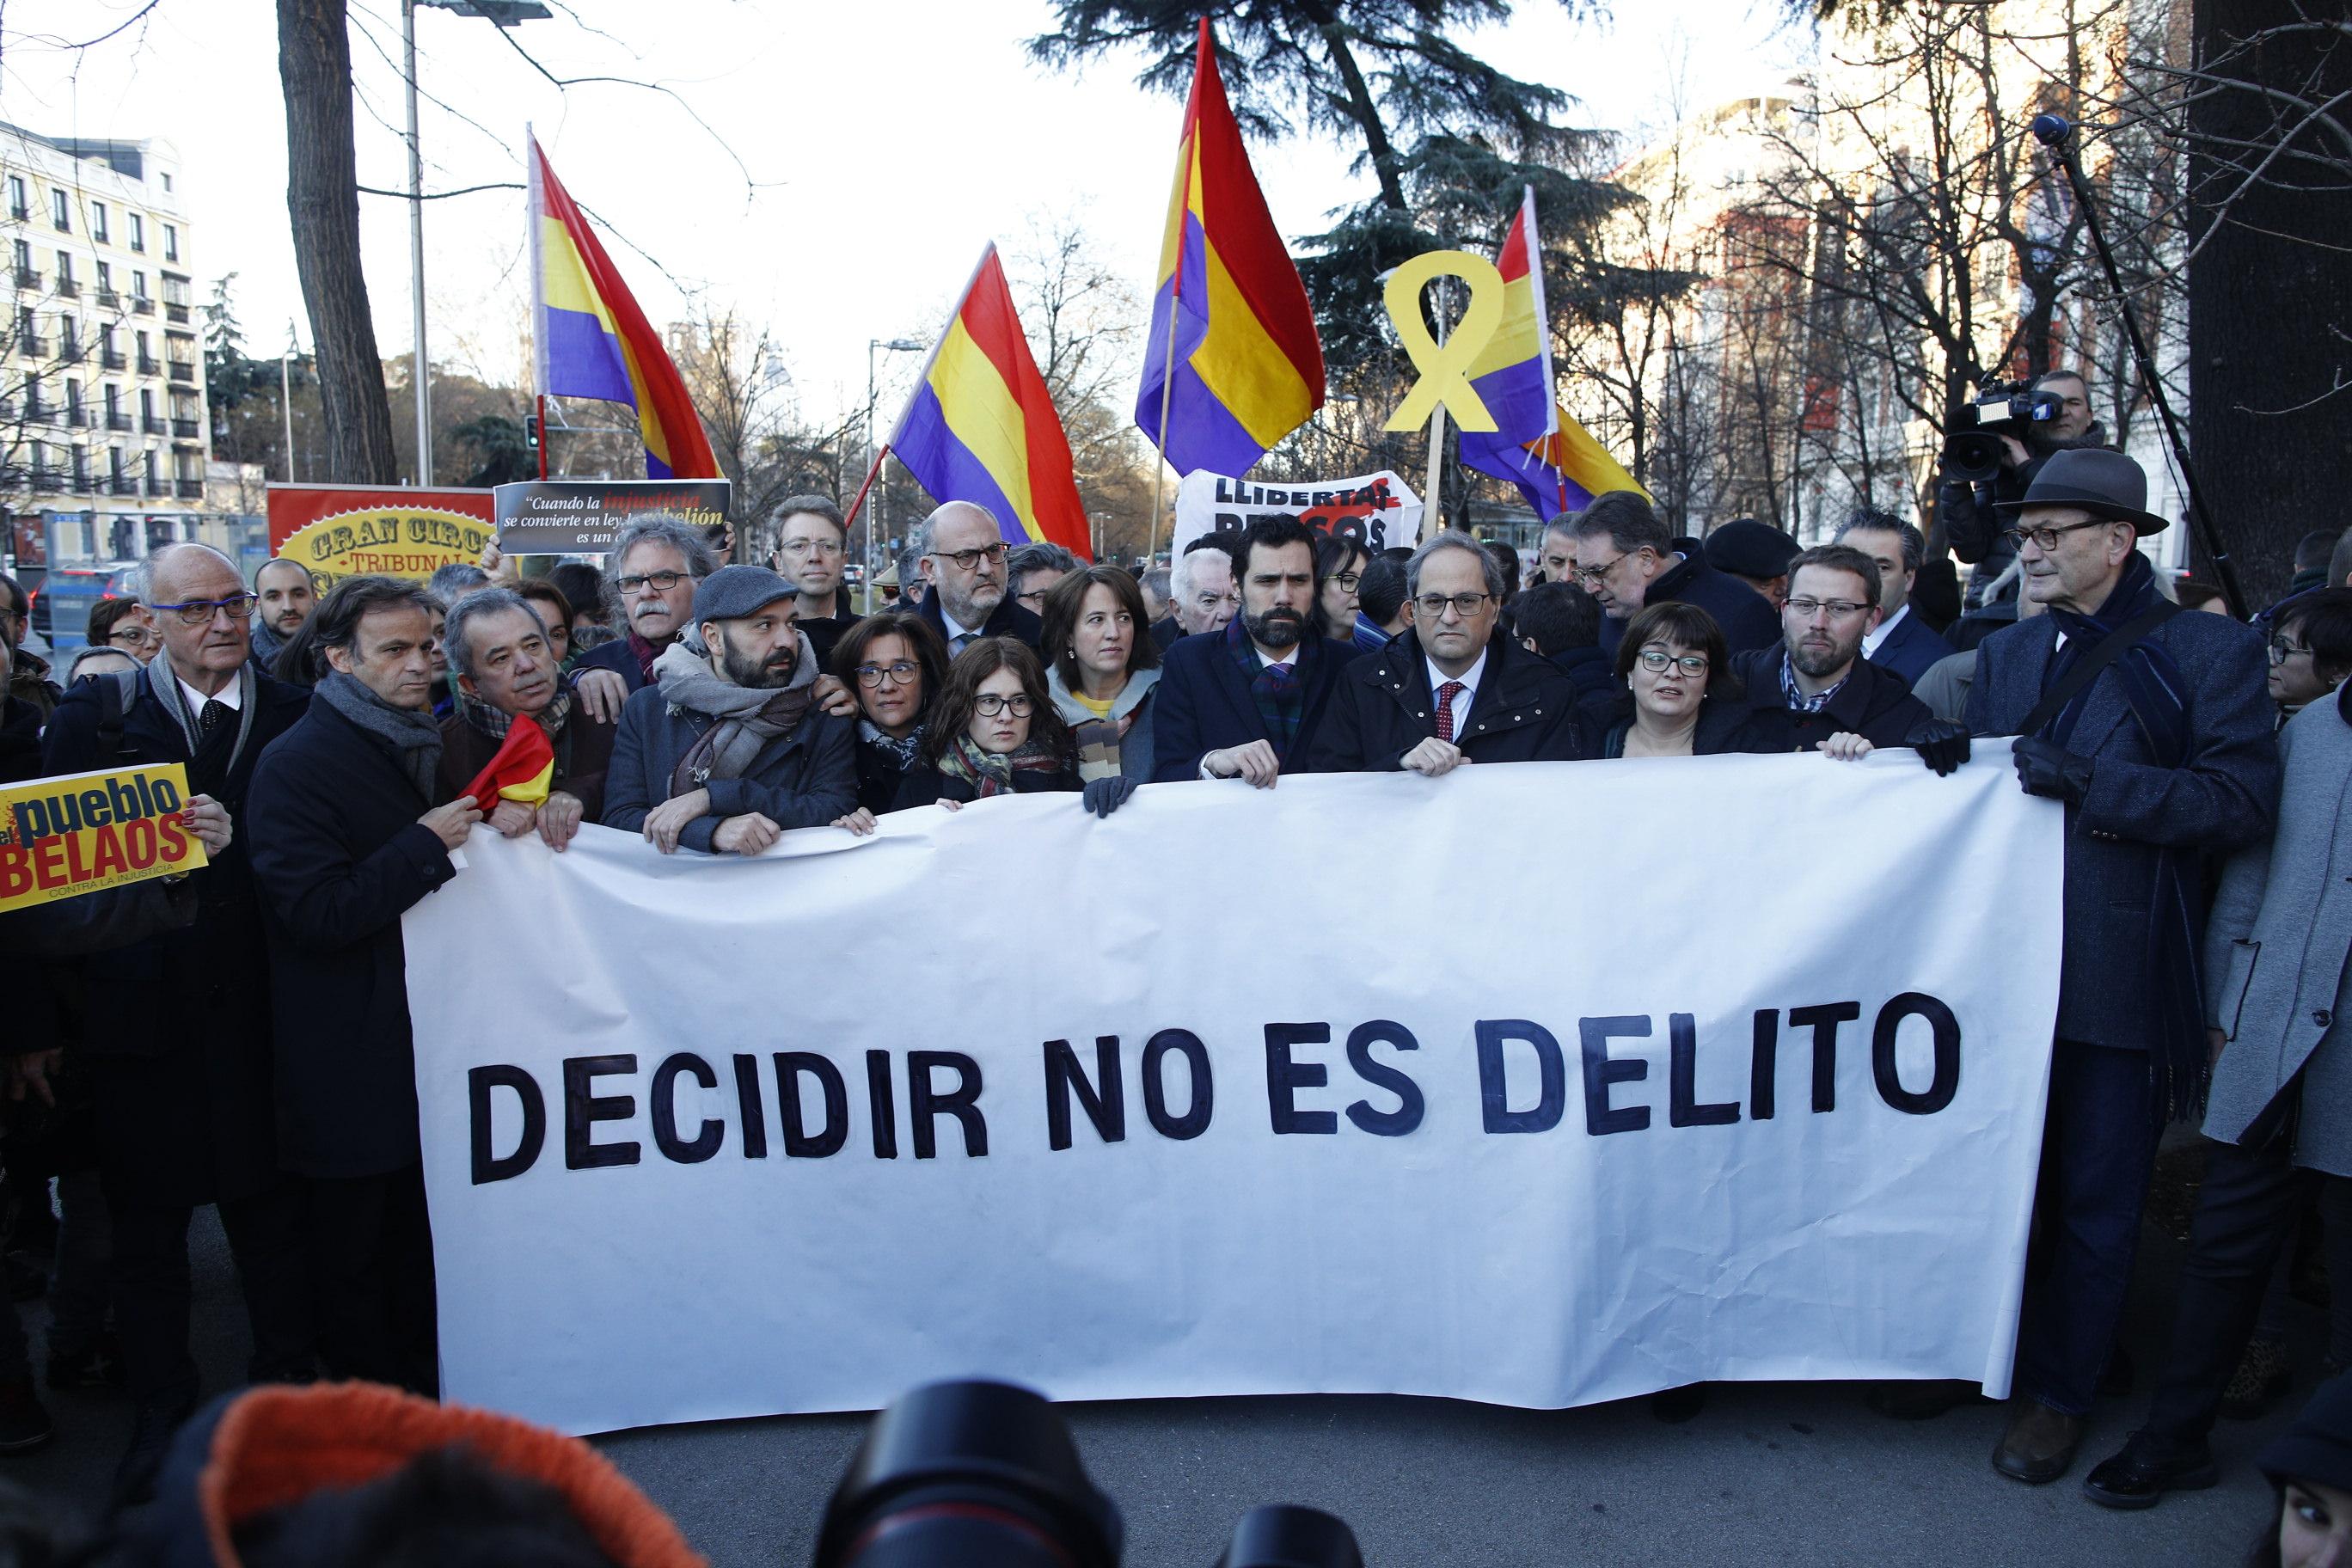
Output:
top-left (1435, 680), bottom-right (1465, 743)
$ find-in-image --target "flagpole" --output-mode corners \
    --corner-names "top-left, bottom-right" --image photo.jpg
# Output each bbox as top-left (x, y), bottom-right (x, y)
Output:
top-left (1422, 273), bottom-right (1452, 543)
top-left (1148, 291), bottom-right (1179, 564)
top-left (843, 443), bottom-right (891, 533)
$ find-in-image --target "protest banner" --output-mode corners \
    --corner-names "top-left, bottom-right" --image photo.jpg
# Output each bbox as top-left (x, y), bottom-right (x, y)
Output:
top-left (266, 485), bottom-right (497, 587)
top-left (0, 763), bottom-right (205, 914)
top-left (407, 750), bottom-right (2061, 1437)
top-left (1171, 468), bottom-right (1423, 561)
top-left (493, 480), bottom-right (732, 555)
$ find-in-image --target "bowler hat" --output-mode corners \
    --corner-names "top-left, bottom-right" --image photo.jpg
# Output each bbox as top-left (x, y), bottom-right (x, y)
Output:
top-left (1995, 448), bottom-right (2170, 536)
top-left (692, 564), bottom-right (797, 625)
top-left (1704, 518), bottom-right (1800, 580)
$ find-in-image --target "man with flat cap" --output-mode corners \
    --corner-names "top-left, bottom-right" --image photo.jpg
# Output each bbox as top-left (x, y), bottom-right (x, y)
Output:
top-left (603, 564), bottom-right (857, 855)
top-left (1704, 517), bottom-right (1800, 608)
top-left (1953, 448), bottom-right (2279, 1485)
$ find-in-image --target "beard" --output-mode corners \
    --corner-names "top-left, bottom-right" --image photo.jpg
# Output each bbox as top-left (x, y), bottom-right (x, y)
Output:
top-left (1244, 605), bottom-right (1306, 650)
top-left (720, 627), bottom-right (798, 689)
top-left (1790, 634), bottom-right (1858, 680)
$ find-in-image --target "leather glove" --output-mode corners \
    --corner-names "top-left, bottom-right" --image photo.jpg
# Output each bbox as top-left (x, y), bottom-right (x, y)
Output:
top-left (2012, 736), bottom-right (2094, 803)
top-left (1081, 775), bottom-right (1138, 819)
top-left (1905, 718), bottom-right (1971, 776)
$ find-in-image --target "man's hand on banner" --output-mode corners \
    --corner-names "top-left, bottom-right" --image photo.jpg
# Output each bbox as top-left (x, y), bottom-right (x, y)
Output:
top-left (181, 793), bottom-right (232, 854)
top-left (1205, 740), bottom-right (1281, 787)
top-left (573, 667), bottom-right (628, 724)
top-left (642, 789), bottom-right (711, 854)
top-left (1400, 738), bottom-right (1467, 777)
top-left (536, 792), bottom-right (585, 852)
top-left (488, 799), bottom-right (538, 839)
top-left (812, 675), bottom-right (859, 720)
top-left (832, 807), bottom-right (879, 837)
top-left (2012, 736), bottom-right (2093, 803)
top-left (1905, 719), bottom-right (1971, 776)
top-left (1082, 776), bottom-right (1138, 818)
top-left (420, 795), bottom-right (485, 852)
top-left (1819, 732), bottom-right (1876, 762)
top-left (711, 813), bottom-right (781, 856)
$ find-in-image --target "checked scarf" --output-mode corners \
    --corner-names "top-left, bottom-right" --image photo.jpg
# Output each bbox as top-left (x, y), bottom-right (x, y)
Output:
top-left (1226, 615), bottom-right (1308, 763)
top-left (935, 732), bottom-right (1063, 799)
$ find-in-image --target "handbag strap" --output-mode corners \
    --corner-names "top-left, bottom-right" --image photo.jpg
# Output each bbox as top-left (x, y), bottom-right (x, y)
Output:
top-left (2016, 601), bottom-right (2180, 739)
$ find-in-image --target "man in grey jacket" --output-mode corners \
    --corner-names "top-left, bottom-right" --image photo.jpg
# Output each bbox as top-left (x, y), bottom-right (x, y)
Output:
top-left (2083, 676), bottom-right (2352, 1507)
top-left (1962, 449), bottom-right (2279, 1486)
top-left (602, 565), bottom-right (856, 855)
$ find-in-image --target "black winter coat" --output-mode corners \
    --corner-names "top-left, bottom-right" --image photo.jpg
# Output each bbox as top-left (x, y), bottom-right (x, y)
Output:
top-left (916, 590), bottom-right (1043, 652)
top-left (1148, 631), bottom-right (1352, 782)
top-left (1307, 630), bottom-right (1587, 771)
top-left (891, 753), bottom-right (1081, 809)
top-left (248, 695), bottom-right (459, 1179)
top-left (1599, 554), bottom-right (1783, 659)
top-left (40, 671), bottom-right (311, 1205)
top-left (1545, 645), bottom-right (1623, 744)
top-left (1721, 647), bottom-right (1932, 753)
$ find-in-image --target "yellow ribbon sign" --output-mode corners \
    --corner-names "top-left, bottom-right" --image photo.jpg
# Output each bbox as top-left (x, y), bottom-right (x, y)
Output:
top-left (1382, 249), bottom-right (1506, 432)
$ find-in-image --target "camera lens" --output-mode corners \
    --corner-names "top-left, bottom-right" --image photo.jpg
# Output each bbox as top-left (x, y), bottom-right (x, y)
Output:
top-left (1939, 430), bottom-right (2005, 483)
top-left (1214, 1504), bottom-right (1363, 1568)
top-left (812, 1381), bottom-right (1122, 1568)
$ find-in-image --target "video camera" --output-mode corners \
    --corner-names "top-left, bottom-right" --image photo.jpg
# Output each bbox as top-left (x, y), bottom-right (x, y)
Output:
top-left (814, 1380), bottom-right (1363, 1568)
top-left (1939, 382), bottom-right (2066, 483)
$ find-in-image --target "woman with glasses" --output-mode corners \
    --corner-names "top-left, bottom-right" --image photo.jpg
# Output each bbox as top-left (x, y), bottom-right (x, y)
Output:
top-left (88, 597), bottom-right (158, 663)
top-left (827, 610), bottom-right (951, 832)
top-left (893, 637), bottom-right (1078, 809)
top-left (2265, 590), bottom-right (2352, 723)
top-left (1314, 534), bottom-right (1369, 644)
top-left (1042, 566), bottom-right (1158, 817)
top-left (1601, 602), bottom-right (1747, 758)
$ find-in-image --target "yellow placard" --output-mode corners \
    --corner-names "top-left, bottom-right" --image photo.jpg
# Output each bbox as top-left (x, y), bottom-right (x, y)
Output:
top-left (0, 763), bottom-right (208, 915)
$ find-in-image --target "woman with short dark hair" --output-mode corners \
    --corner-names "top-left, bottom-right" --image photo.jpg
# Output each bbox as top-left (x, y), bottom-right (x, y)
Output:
top-left (517, 579), bottom-right (576, 669)
top-left (1041, 566), bottom-right (1159, 816)
top-left (1314, 534), bottom-right (1369, 642)
top-left (87, 596), bottom-right (158, 662)
top-left (892, 638), bottom-right (1078, 809)
top-left (1600, 602), bottom-right (1746, 758)
top-left (828, 610), bottom-right (951, 832)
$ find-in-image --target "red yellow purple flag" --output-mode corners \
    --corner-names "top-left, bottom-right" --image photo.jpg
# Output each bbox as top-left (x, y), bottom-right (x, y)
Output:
top-left (460, 716), bottom-right (554, 809)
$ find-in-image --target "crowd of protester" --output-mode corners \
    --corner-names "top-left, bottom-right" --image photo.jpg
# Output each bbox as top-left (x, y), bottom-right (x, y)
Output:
top-left (1, 366), bottom-right (2350, 1563)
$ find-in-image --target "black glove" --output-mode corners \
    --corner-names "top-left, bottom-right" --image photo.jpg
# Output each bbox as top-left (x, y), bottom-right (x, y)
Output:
top-left (2012, 736), bottom-right (2094, 803)
top-left (1082, 775), bottom-right (1138, 818)
top-left (1905, 718), bottom-right (1971, 776)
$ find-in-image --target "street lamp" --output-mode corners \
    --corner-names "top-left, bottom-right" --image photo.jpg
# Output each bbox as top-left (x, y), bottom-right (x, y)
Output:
top-left (403, 0), bottom-right (551, 486)
top-left (867, 337), bottom-right (923, 607)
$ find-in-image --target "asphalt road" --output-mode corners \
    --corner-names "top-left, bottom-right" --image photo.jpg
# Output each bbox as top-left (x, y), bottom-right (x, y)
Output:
top-left (6, 1193), bottom-right (2306, 1565)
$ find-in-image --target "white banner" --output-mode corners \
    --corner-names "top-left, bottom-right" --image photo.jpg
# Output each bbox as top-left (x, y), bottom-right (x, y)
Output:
top-left (406, 750), bottom-right (2062, 1436)
top-left (1173, 468), bottom-right (1423, 560)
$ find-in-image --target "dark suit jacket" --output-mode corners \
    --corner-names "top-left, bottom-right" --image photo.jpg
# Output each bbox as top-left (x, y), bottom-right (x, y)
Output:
top-left (1865, 607), bottom-right (1958, 688)
top-left (1723, 648), bottom-right (1931, 753)
top-left (436, 703), bottom-right (620, 824)
top-left (1965, 609), bottom-right (2279, 1051)
top-left (574, 634), bottom-right (654, 694)
top-left (916, 590), bottom-right (1042, 652)
top-left (1307, 630), bottom-right (1586, 770)
top-left (1600, 554), bottom-right (1783, 658)
top-left (1149, 631), bottom-right (1351, 783)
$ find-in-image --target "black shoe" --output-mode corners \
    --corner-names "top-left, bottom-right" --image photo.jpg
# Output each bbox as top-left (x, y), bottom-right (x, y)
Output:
top-left (0, 1377), bottom-right (54, 1456)
top-left (1651, 1384), bottom-right (1707, 1424)
top-left (1993, 1400), bottom-right (2085, 1485)
top-left (2082, 1432), bottom-right (2220, 1510)
top-left (112, 1395), bottom-right (195, 1510)
top-left (47, 1332), bottom-right (127, 1392)
top-left (1868, 1379), bottom-right (1980, 1420)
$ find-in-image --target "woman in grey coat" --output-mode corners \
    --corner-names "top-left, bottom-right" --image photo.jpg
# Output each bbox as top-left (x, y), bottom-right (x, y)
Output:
top-left (1041, 564), bottom-right (1160, 818)
top-left (2085, 678), bottom-right (2352, 1507)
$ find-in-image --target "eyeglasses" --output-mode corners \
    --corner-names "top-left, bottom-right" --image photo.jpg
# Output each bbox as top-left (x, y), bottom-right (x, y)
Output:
top-left (854, 659), bottom-right (922, 688)
top-left (778, 538), bottom-right (843, 559)
top-left (1784, 597), bottom-right (1873, 621)
top-left (1637, 648), bottom-right (1710, 677)
top-left (972, 692), bottom-right (1032, 717)
top-left (1413, 591), bottom-right (1492, 620)
top-left (1572, 554), bottom-right (1626, 587)
top-left (616, 570), bottom-right (689, 596)
top-left (107, 626), bottom-right (158, 648)
top-left (148, 593), bottom-right (258, 627)
top-left (2269, 638), bottom-right (2313, 666)
top-left (1328, 573), bottom-right (1362, 592)
top-left (929, 542), bottom-right (1009, 572)
top-left (2001, 519), bottom-right (2110, 553)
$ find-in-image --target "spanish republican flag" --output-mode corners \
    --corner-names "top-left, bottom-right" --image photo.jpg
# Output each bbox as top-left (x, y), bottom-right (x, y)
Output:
top-left (890, 245), bottom-right (1093, 559)
top-left (1137, 17), bottom-right (1325, 479)
top-left (460, 717), bottom-right (554, 809)
top-left (529, 137), bottom-right (719, 481)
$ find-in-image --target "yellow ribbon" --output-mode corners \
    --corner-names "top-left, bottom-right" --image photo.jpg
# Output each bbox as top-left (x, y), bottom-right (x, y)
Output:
top-left (1381, 249), bottom-right (1505, 432)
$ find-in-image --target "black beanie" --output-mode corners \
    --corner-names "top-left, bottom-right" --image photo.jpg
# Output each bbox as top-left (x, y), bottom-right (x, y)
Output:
top-left (1703, 518), bottom-right (1799, 581)
top-left (2262, 1372), bottom-right (2352, 1493)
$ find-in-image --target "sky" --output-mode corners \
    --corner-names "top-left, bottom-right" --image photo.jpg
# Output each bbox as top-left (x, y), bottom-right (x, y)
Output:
top-left (0, 0), bottom-right (1809, 431)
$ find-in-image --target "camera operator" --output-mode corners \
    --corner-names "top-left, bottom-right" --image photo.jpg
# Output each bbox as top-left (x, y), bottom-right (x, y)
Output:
top-left (1939, 368), bottom-right (2108, 611)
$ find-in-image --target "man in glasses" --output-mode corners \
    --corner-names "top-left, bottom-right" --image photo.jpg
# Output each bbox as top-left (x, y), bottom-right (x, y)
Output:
top-left (603, 565), bottom-right (855, 856)
top-left (1308, 531), bottom-right (1582, 775)
top-left (40, 542), bottom-right (314, 1501)
top-left (1721, 544), bottom-right (1950, 758)
top-left (769, 494), bottom-right (859, 668)
top-left (1007, 541), bottom-right (1080, 618)
top-left (1950, 447), bottom-right (2280, 1491)
top-left (1569, 491), bottom-right (1780, 659)
top-left (912, 500), bottom-right (1042, 655)
top-left (576, 513), bottom-right (721, 695)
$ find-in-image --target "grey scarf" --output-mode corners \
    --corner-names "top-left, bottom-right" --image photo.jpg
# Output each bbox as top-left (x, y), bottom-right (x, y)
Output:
top-left (652, 634), bottom-right (818, 795)
top-left (145, 659), bottom-right (260, 775)
top-left (317, 671), bottom-right (444, 800)
top-left (248, 616), bottom-right (290, 672)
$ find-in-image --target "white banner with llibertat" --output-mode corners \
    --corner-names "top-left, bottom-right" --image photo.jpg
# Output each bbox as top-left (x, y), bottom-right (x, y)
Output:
top-left (405, 749), bottom-right (2061, 1436)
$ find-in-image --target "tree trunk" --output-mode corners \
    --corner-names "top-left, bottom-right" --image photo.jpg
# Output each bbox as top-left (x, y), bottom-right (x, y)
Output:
top-left (277, 0), bottom-right (398, 485)
top-left (2185, 0), bottom-right (2352, 608)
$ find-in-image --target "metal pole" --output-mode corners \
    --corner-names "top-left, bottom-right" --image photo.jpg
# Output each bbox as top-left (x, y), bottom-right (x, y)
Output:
top-left (281, 335), bottom-right (298, 482)
top-left (2032, 113), bottom-right (2245, 616)
top-left (1421, 275), bottom-right (1451, 542)
top-left (404, 0), bottom-right (432, 486)
top-left (867, 339), bottom-right (879, 611)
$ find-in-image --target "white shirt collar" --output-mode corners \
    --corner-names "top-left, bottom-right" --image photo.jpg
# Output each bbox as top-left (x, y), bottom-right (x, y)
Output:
top-left (178, 670), bottom-right (240, 713)
top-left (1861, 601), bottom-right (1909, 657)
top-left (940, 608), bottom-right (981, 642)
top-left (1425, 646), bottom-right (1488, 707)
top-left (1251, 641), bottom-right (1295, 670)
